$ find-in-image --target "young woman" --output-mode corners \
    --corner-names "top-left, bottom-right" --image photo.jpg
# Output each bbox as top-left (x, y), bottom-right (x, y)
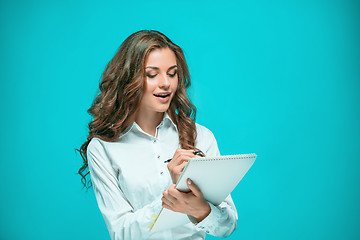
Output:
top-left (78, 30), bottom-right (237, 239)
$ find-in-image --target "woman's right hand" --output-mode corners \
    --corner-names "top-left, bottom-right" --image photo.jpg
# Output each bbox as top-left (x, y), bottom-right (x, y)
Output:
top-left (167, 149), bottom-right (196, 184)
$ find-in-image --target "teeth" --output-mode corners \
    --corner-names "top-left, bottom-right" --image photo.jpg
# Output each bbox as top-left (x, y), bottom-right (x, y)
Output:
top-left (155, 93), bottom-right (169, 97)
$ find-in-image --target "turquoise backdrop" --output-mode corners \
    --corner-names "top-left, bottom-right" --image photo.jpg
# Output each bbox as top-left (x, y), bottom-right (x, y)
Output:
top-left (1, 0), bottom-right (359, 239)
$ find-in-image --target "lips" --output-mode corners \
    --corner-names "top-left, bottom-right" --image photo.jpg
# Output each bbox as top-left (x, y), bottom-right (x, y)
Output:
top-left (153, 92), bottom-right (171, 103)
top-left (153, 92), bottom-right (171, 98)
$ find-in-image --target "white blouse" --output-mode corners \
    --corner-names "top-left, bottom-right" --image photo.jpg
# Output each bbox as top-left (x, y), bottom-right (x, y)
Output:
top-left (87, 112), bottom-right (238, 240)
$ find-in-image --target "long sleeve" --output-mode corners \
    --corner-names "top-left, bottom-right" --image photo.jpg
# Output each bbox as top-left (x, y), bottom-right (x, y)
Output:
top-left (193, 125), bottom-right (238, 237)
top-left (87, 139), bottom-right (162, 240)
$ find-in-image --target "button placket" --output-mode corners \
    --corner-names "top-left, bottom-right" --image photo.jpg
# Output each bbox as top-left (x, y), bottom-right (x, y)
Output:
top-left (154, 124), bottom-right (169, 178)
top-left (152, 133), bottom-right (164, 177)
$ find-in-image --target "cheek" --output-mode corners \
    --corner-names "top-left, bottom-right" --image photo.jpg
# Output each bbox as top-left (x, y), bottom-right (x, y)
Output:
top-left (172, 78), bottom-right (179, 92)
top-left (145, 80), bottom-right (157, 93)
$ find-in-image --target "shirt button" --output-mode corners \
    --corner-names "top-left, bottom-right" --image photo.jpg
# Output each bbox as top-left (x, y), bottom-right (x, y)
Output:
top-left (160, 171), bottom-right (163, 175)
top-left (206, 230), bottom-right (209, 233)
top-left (154, 139), bottom-right (156, 143)
top-left (157, 155), bottom-right (160, 159)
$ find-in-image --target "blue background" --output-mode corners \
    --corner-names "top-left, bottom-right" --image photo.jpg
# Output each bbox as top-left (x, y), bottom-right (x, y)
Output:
top-left (1, 0), bottom-right (359, 239)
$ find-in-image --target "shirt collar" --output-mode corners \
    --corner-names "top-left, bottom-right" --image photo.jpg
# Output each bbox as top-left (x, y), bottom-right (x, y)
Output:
top-left (163, 111), bottom-right (177, 130)
top-left (119, 111), bottom-right (178, 139)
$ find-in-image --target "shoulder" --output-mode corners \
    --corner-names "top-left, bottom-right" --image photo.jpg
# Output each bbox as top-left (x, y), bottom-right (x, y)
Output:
top-left (195, 122), bottom-right (220, 157)
top-left (195, 122), bottom-right (216, 140)
top-left (88, 137), bottom-right (101, 151)
top-left (87, 137), bottom-right (108, 158)
top-left (196, 123), bottom-right (217, 148)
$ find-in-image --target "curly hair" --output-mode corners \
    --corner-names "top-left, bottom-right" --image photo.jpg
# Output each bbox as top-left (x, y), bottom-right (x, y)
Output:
top-left (76, 30), bottom-right (204, 189)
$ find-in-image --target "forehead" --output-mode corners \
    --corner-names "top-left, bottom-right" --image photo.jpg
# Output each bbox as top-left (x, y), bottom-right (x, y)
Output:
top-left (145, 48), bottom-right (177, 68)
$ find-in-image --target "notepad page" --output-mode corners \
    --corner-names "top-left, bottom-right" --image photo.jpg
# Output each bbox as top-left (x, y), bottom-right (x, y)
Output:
top-left (176, 154), bottom-right (256, 205)
top-left (150, 153), bottom-right (257, 232)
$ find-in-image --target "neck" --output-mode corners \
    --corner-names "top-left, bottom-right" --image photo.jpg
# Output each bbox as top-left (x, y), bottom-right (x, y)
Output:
top-left (135, 109), bottom-right (165, 137)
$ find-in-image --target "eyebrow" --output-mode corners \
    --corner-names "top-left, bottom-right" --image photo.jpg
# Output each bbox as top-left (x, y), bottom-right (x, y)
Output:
top-left (146, 65), bottom-right (177, 71)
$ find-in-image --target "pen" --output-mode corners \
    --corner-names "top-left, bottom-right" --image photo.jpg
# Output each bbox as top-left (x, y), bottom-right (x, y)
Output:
top-left (164, 151), bottom-right (202, 164)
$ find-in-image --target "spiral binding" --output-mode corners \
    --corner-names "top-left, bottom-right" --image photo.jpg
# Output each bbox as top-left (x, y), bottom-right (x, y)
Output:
top-left (191, 153), bottom-right (257, 162)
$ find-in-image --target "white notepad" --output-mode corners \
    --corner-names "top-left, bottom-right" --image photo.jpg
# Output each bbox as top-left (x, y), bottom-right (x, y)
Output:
top-left (149, 153), bottom-right (257, 232)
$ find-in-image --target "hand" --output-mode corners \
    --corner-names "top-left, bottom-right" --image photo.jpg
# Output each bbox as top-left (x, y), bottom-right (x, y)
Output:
top-left (167, 149), bottom-right (197, 184)
top-left (161, 178), bottom-right (211, 222)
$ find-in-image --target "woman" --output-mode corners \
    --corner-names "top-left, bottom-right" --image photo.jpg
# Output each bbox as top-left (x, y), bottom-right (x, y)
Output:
top-left (77, 30), bottom-right (237, 239)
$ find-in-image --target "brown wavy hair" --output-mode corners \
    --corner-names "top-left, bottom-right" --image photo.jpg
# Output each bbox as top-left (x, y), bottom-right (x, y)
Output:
top-left (76, 30), bottom-right (204, 189)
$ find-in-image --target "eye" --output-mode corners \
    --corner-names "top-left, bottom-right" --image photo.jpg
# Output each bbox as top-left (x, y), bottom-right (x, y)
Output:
top-left (146, 73), bottom-right (157, 78)
top-left (168, 70), bottom-right (177, 77)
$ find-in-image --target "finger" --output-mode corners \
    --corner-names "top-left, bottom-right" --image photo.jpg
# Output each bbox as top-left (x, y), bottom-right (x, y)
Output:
top-left (187, 149), bottom-right (199, 156)
top-left (163, 189), bottom-right (178, 204)
top-left (187, 178), bottom-right (203, 197)
top-left (162, 195), bottom-right (175, 207)
top-left (171, 149), bottom-right (197, 165)
top-left (172, 152), bottom-right (198, 168)
top-left (162, 201), bottom-right (173, 211)
top-left (168, 153), bottom-right (187, 165)
top-left (178, 148), bottom-right (198, 155)
top-left (168, 155), bottom-right (191, 170)
top-left (173, 161), bottom-right (188, 175)
top-left (171, 149), bottom-right (182, 161)
top-left (168, 184), bottom-right (184, 199)
top-left (172, 149), bottom-right (193, 161)
top-left (179, 150), bottom-right (200, 160)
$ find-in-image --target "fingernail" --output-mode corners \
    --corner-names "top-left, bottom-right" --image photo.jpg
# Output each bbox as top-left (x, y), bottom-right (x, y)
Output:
top-left (187, 178), bottom-right (192, 185)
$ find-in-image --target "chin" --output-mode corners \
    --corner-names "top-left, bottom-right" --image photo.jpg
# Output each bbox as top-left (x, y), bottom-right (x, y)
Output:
top-left (155, 105), bottom-right (170, 113)
top-left (156, 108), bottom-right (169, 113)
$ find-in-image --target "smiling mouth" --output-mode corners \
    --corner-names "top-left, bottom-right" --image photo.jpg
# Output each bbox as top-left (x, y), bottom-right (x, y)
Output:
top-left (153, 93), bottom-right (171, 98)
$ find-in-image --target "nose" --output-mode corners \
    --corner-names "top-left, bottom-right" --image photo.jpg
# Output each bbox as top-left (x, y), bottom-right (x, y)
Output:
top-left (158, 73), bottom-right (170, 89)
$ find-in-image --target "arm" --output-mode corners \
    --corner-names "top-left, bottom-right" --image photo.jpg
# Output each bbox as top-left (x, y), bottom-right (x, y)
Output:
top-left (191, 126), bottom-right (238, 237)
top-left (189, 194), bottom-right (238, 237)
top-left (163, 126), bottom-right (238, 237)
top-left (87, 139), bottom-right (161, 240)
top-left (162, 180), bottom-right (237, 238)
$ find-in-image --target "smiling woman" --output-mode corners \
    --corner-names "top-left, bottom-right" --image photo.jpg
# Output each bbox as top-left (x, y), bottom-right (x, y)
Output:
top-left (136, 48), bottom-right (179, 135)
top-left (76, 30), bottom-right (237, 240)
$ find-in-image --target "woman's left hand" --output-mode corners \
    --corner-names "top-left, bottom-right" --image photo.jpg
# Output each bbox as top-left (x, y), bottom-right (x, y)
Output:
top-left (161, 178), bottom-right (211, 222)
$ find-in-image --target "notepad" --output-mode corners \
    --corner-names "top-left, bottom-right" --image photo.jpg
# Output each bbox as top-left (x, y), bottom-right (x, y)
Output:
top-left (150, 153), bottom-right (257, 232)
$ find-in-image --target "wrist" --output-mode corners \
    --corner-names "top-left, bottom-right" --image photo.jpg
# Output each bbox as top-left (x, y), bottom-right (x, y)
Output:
top-left (194, 202), bottom-right (211, 222)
